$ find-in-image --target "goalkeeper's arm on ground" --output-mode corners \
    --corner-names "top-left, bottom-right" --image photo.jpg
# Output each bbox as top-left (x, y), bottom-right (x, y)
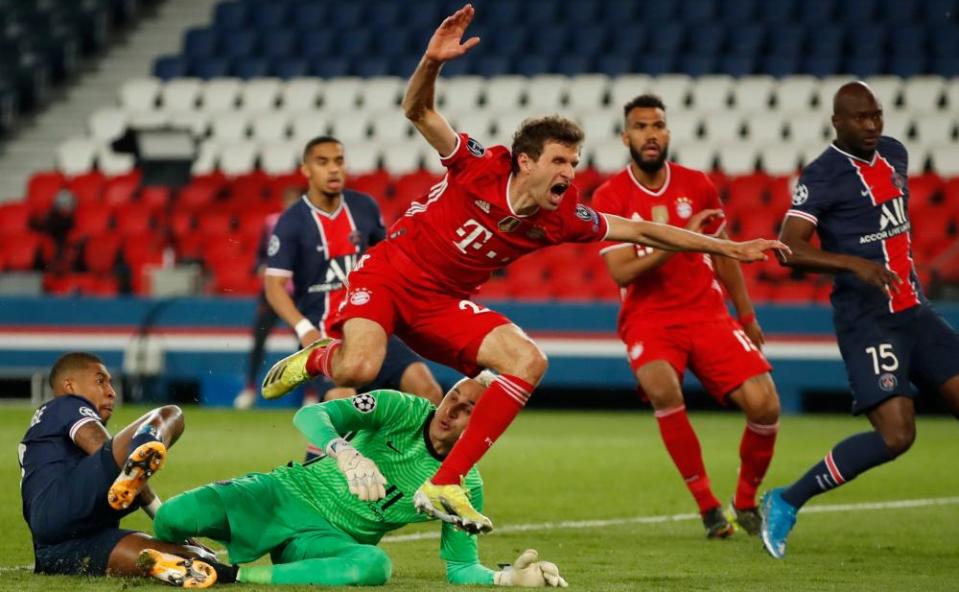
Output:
top-left (292, 389), bottom-right (414, 453)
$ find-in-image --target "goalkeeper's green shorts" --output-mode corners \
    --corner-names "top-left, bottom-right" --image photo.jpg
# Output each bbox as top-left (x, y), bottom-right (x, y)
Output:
top-left (206, 472), bottom-right (356, 564)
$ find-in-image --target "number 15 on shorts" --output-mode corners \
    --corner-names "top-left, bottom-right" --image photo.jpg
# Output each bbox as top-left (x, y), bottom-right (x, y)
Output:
top-left (865, 343), bottom-right (899, 375)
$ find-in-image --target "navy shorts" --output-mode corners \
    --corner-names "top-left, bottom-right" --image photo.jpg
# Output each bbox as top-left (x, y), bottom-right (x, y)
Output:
top-left (367, 335), bottom-right (424, 391)
top-left (31, 440), bottom-right (139, 575)
top-left (837, 304), bottom-right (959, 415)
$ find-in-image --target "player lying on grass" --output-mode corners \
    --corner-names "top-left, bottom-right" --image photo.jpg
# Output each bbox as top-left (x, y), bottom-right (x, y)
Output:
top-left (152, 375), bottom-right (568, 587)
top-left (18, 352), bottom-right (231, 588)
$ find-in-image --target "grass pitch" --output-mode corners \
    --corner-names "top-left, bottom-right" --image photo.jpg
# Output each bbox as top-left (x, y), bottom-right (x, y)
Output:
top-left (2, 405), bottom-right (958, 591)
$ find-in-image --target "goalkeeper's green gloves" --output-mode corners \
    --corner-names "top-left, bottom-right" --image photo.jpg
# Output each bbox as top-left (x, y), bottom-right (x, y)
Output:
top-left (327, 437), bottom-right (387, 501)
top-left (493, 549), bottom-right (568, 587)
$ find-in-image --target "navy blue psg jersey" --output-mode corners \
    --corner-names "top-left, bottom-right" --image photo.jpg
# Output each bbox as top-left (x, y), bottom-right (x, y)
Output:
top-left (787, 137), bottom-right (924, 323)
top-left (19, 395), bottom-right (103, 521)
top-left (265, 191), bottom-right (386, 334)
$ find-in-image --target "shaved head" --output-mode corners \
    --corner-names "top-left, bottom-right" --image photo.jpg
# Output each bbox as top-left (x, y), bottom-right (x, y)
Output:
top-left (831, 81), bottom-right (884, 159)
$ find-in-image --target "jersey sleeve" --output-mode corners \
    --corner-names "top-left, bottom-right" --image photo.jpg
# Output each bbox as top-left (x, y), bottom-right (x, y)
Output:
top-left (560, 201), bottom-right (609, 244)
top-left (292, 391), bottom-right (425, 452)
top-left (58, 397), bottom-right (103, 444)
top-left (785, 166), bottom-right (832, 227)
top-left (367, 197), bottom-right (387, 246)
top-left (441, 479), bottom-right (495, 585)
top-left (265, 211), bottom-right (298, 277)
top-left (439, 132), bottom-right (493, 179)
top-left (592, 181), bottom-right (633, 255)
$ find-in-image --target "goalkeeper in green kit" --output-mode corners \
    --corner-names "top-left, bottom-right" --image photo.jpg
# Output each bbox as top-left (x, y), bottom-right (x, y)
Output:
top-left (150, 374), bottom-right (567, 587)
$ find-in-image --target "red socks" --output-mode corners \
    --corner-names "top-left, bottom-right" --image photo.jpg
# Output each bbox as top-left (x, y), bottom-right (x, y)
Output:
top-left (735, 421), bottom-right (779, 509)
top-left (305, 339), bottom-right (342, 378)
top-left (655, 405), bottom-right (720, 513)
top-left (432, 374), bottom-right (532, 485)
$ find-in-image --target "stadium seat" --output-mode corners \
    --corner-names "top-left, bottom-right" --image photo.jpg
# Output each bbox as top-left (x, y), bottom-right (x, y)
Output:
top-left (290, 112), bottom-right (331, 143)
top-left (66, 172), bottom-right (105, 209)
top-left (673, 144), bottom-right (716, 171)
top-left (929, 143), bottom-right (959, 176)
top-left (382, 141), bottom-right (427, 176)
top-left (153, 55), bottom-right (187, 80)
top-left (322, 77), bottom-right (363, 111)
top-left (576, 109), bottom-right (620, 143)
top-left (701, 115), bottom-right (744, 143)
top-left (773, 76), bottom-right (818, 112)
top-left (343, 141), bottom-right (380, 175)
top-left (259, 141), bottom-right (299, 175)
top-left (731, 75), bottom-right (775, 112)
top-left (439, 76), bottom-right (484, 111)
top-left (652, 74), bottom-right (692, 110)
top-left (218, 141), bottom-right (258, 176)
top-left (166, 110), bottom-right (210, 135)
top-left (761, 144), bottom-right (803, 176)
top-left (370, 111), bottom-right (413, 142)
top-left (567, 74), bottom-right (610, 111)
top-left (485, 76), bottom-right (526, 111)
top-left (210, 111), bottom-right (250, 141)
top-left (118, 78), bottom-right (160, 111)
top-left (745, 112), bottom-right (786, 144)
top-left (359, 76), bottom-right (403, 111)
top-left (160, 78), bottom-right (201, 111)
top-left (190, 56), bottom-right (230, 83)
top-left (913, 113), bottom-right (956, 145)
top-left (785, 111), bottom-right (829, 144)
top-left (689, 75), bottom-right (734, 112)
top-left (27, 171), bottom-right (66, 216)
top-left (329, 112), bottom-right (370, 142)
top-left (57, 137), bottom-right (97, 176)
top-left (718, 145), bottom-right (760, 176)
top-left (250, 111), bottom-right (290, 142)
top-left (97, 148), bottom-right (135, 176)
top-left (902, 76), bottom-right (946, 111)
top-left (200, 77), bottom-right (241, 111)
top-left (589, 140), bottom-right (629, 175)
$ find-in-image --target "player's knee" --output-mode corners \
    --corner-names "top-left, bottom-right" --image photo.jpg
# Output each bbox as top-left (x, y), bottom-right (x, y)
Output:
top-left (335, 355), bottom-right (380, 387)
top-left (744, 385), bottom-right (781, 425)
top-left (157, 405), bottom-right (184, 436)
top-left (880, 423), bottom-right (916, 457)
top-left (355, 546), bottom-right (392, 585)
top-left (513, 344), bottom-right (548, 384)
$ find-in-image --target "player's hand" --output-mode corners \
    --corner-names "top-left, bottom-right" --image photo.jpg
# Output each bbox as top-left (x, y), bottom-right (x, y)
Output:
top-left (425, 4), bottom-right (480, 63)
top-left (494, 549), bottom-right (569, 587)
top-left (723, 239), bottom-right (791, 262)
top-left (330, 441), bottom-right (388, 501)
top-left (742, 319), bottom-right (765, 349)
top-left (686, 209), bottom-right (724, 234)
top-left (850, 258), bottom-right (902, 295)
top-left (299, 328), bottom-right (323, 348)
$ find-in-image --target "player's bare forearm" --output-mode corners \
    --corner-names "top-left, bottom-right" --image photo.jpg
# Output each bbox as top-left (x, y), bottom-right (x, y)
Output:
top-left (602, 247), bottom-right (673, 287)
top-left (264, 275), bottom-right (306, 327)
top-left (713, 241), bottom-right (754, 316)
top-left (403, 59), bottom-right (458, 156)
top-left (778, 216), bottom-right (856, 274)
top-left (605, 214), bottom-right (728, 254)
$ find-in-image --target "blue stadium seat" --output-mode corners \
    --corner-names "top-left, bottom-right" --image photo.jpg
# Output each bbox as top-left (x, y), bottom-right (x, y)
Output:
top-left (552, 55), bottom-right (591, 76)
top-left (272, 57), bottom-right (308, 79)
top-left (638, 54), bottom-right (677, 76)
top-left (678, 54), bottom-right (716, 77)
top-left (718, 54), bottom-right (755, 77)
top-left (261, 31), bottom-right (296, 59)
top-left (896, 25), bottom-right (928, 57)
top-left (220, 30), bottom-right (258, 59)
top-left (437, 56), bottom-right (470, 76)
top-left (603, 0), bottom-right (636, 22)
top-left (527, 25), bottom-right (569, 58)
top-left (721, 0), bottom-right (757, 23)
top-left (879, 0), bottom-right (918, 22)
top-left (761, 54), bottom-right (800, 77)
top-left (839, 0), bottom-right (877, 22)
top-left (845, 54), bottom-right (884, 77)
top-left (596, 55), bottom-right (633, 77)
top-left (931, 56), bottom-right (959, 77)
top-left (406, 1), bottom-right (442, 30)
top-left (930, 25), bottom-right (959, 56)
top-left (648, 23), bottom-right (686, 55)
top-left (922, 0), bottom-right (957, 23)
top-left (682, 0), bottom-right (718, 22)
top-left (310, 57), bottom-right (350, 78)
top-left (330, 3), bottom-right (364, 29)
top-left (645, 1), bottom-right (677, 20)
top-left (184, 27), bottom-right (218, 59)
top-left (337, 29), bottom-right (372, 58)
top-left (213, 1), bottom-right (247, 30)
top-left (251, 3), bottom-right (288, 29)
top-left (564, 0), bottom-right (599, 23)
top-left (569, 26), bottom-right (606, 58)
top-left (726, 23), bottom-right (765, 55)
top-left (848, 25), bottom-right (886, 57)
top-left (475, 56), bottom-right (510, 77)
top-left (190, 56), bottom-right (230, 79)
top-left (516, 55), bottom-right (550, 77)
top-left (766, 25), bottom-right (804, 57)
top-left (808, 24), bottom-right (843, 57)
top-left (758, 0), bottom-right (795, 22)
top-left (526, 0), bottom-right (561, 24)
top-left (393, 55), bottom-right (421, 77)
top-left (487, 28), bottom-right (527, 57)
top-left (353, 56), bottom-right (390, 77)
top-left (688, 24), bottom-right (725, 55)
top-left (609, 24), bottom-right (646, 56)
top-left (153, 55), bottom-right (186, 80)
top-left (800, 0), bottom-right (836, 23)
top-left (372, 29), bottom-right (413, 57)
top-left (300, 34), bottom-right (334, 59)
top-left (366, 0), bottom-right (403, 28)
top-left (801, 54), bottom-right (840, 76)
top-left (485, 1), bottom-right (520, 27)
top-left (232, 56), bottom-right (269, 79)
top-left (888, 55), bottom-right (926, 78)
top-left (290, 1), bottom-right (325, 32)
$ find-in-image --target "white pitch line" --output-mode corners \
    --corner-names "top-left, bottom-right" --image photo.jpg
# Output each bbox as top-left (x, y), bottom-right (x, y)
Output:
top-left (2, 495), bottom-right (957, 573)
top-left (380, 495), bottom-right (959, 543)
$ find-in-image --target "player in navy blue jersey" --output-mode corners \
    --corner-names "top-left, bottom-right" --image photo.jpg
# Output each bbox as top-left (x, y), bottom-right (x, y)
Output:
top-left (264, 136), bottom-right (442, 450)
top-left (18, 352), bottom-right (234, 587)
top-left (761, 82), bottom-right (959, 559)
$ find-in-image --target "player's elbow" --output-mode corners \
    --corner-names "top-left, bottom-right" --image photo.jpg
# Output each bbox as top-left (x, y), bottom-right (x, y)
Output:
top-left (403, 102), bottom-right (427, 123)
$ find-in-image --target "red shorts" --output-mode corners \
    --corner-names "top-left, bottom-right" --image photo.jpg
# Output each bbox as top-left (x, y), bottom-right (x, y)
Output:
top-left (330, 249), bottom-right (511, 377)
top-left (620, 316), bottom-right (772, 402)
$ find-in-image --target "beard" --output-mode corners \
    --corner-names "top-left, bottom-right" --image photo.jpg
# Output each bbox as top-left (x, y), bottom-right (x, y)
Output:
top-left (629, 144), bottom-right (669, 174)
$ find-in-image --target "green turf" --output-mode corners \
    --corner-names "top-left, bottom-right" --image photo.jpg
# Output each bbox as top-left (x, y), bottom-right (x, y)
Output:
top-left (3, 405), bottom-right (958, 591)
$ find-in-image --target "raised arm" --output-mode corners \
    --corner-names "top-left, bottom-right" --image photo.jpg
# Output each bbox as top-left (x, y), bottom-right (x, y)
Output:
top-left (778, 214), bottom-right (901, 293)
top-left (602, 212), bottom-right (789, 262)
top-left (403, 4), bottom-right (480, 156)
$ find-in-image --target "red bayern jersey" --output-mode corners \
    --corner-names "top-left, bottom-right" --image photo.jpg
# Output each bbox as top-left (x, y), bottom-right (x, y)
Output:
top-left (593, 161), bottom-right (729, 329)
top-left (379, 133), bottom-right (608, 296)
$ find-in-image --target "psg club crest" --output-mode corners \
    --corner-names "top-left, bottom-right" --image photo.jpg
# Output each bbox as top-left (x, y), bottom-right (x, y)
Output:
top-left (498, 216), bottom-right (521, 232)
top-left (349, 288), bottom-right (372, 306)
top-left (348, 230), bottom-right (362, 247)
top-left (892, 172), bottom-right (906, 191)
top-left (878, 373), bottom-right (898, 392)
top-left (675, 197), bottom-right (693, 219)
top-left (352, 393), bottom-right (377, 413)
top-left (792, 183), bottom-right (809, 206)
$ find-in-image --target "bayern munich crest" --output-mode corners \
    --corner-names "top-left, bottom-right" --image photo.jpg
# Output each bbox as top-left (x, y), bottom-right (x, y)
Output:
top-left (350, 288), bottom-right (372, 306)
top-left (675, 197), bottom-right (693, 219)
top-left (352, 393), bottom-right (377, 413)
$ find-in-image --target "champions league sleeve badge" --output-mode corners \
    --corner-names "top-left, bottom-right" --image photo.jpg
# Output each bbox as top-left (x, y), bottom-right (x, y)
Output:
top-left (352, 393), bottom-right (377, 413)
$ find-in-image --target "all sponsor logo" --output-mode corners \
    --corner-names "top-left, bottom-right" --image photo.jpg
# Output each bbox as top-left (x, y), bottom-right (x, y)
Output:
top-left (498, 216), bottom-right (521, 232)
top-left (879, 373), bottom-right (898, 392)
top-left (352, 393), bottom-right (377, 413)
top-left (268, 235), bottom-right (281, 257)
top-left (467, 137), bottom-right (485, 157)
top-left (350, 288), bottom-right (372, 306)
top-left (675, 197), bottom-right (693, 219)
top-left (792, 183), bottom-right (809, 206)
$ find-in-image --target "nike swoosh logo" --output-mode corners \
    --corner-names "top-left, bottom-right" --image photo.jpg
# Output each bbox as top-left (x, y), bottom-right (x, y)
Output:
top-left (386, 441), bottom-right (401, 454)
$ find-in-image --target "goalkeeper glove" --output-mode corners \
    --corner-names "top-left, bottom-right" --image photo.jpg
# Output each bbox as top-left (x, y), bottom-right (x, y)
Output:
top-left (326, 438), bottom-right (387, 501)
top-left (493, 549), bottom-right (568, 588)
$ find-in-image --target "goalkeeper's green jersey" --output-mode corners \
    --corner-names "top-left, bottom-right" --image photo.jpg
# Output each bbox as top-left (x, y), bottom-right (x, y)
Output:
top-left (270, 390), bottom-right (487, 577)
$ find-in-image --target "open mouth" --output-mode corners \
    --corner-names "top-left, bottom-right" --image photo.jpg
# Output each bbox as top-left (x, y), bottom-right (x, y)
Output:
top-left (550, 183), bottom-right (569, 197)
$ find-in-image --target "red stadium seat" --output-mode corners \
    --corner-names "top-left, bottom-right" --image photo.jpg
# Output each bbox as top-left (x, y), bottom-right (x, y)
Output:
top-left (140, 186), bottom-right (171, 213)
top-left (229, 172), bottom-right (270, 206)
top-left (175, 233), bottom-right (205, 261)
top-left (908, 173), bottom-right (943, 210)
top-left (113, 203), bottom-right (155, 238)
top-left (725, 173), bottom-right (770, 208)
top-left (26, 171), bottom-right (65, 218)
top-left (102, 172), bottom-right (141, 207)
top-left (393, 171), bottom-right (443, 203)
top-left (209, 262), bottom-right (259, 296)
top-left (3, 232), bottom-right (42, 271)
top-left (196, 209), bottom-right (234, 238)
top-left (351, 171), bottom-right (390, 198)
top-left (574, 167), bottom-right (604, 199)
top-left (0, 203), bottom-right (30, 237)
top-left (179, 183), bottom-right (218, 212)
top-left (203, 234), bottom-right (248, 270)
top-left (70, 207), bottom-right (112, 240)
top-left (776, 280), bottom-right (819, 303)
top-left (169, 209), bottom-right (195, 240)
top-left (82, 235), bottom-right (121, 274)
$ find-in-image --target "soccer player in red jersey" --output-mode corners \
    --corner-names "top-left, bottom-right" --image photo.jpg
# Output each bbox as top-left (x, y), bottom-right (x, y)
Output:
top-left (261, 4), bottom-right (787, 534)
top-left (593, 94), bottom-right (782, 538)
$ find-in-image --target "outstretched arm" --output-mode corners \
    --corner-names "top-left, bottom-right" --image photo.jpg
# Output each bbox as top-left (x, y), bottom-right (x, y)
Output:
top-left (403, 4), bottom-right (480, 156)
top-left (602, 212), bottom-right (789, 263)
top-left (778, 215), bottom-right (901, 293)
